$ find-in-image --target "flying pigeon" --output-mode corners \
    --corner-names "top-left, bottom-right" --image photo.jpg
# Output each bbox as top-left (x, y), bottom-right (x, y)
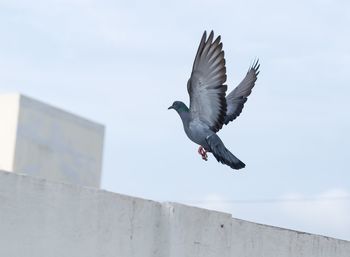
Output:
top-left (168, 31), bottom-right (260, 170)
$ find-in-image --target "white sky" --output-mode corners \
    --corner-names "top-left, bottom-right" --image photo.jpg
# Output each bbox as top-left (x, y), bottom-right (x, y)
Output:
top-left (1, 0), bottom-right (349, 240)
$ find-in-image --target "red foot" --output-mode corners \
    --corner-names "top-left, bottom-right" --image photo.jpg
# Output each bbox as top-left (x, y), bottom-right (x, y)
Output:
top-left (198, 146), bottom-right (208, 161)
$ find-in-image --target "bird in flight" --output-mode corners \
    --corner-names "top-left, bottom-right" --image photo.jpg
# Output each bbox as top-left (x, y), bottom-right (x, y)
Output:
top-left (168, 31), bottom-right (260, 170)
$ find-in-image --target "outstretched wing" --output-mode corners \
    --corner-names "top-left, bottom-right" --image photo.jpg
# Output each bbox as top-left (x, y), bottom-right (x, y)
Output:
top-left (187, 31), bottom-right (227, 133)
top-left (224, 60), bottom-right (260, 125)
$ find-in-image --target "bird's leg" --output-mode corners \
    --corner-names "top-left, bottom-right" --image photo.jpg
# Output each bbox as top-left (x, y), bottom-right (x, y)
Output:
top-left (198, 146), bottom-right (208, 161)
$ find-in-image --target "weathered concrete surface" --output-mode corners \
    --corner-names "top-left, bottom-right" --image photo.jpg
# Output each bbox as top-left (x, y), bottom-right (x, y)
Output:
top-left (231, 218), bottom-right (350, 257)
top-left (0, 170), bottom-right (349, 257)
top-left (0, 93), bottom-right (104, 187)
top-left (162, 202), bottom-right (232, 257)
top-left (0, 170), bottom-right (161, 257)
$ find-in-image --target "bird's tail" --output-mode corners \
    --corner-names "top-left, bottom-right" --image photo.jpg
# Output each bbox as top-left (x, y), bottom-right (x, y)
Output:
top-left (206, 134), bottom-right (245, 170)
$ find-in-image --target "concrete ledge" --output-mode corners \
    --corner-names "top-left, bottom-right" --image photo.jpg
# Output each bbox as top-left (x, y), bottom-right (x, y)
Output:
top-left (231, 218), bottom-right (350, 257)
top-left (0, 170), bottom-right (349, 257)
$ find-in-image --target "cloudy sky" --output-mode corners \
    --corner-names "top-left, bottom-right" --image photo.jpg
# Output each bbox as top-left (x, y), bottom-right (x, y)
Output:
top-left (1, 0), bottom-right (349, 240)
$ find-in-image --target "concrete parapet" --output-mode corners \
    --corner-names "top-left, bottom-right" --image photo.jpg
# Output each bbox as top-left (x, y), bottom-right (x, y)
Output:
top-left (0, 170), bottom-right (349, 257)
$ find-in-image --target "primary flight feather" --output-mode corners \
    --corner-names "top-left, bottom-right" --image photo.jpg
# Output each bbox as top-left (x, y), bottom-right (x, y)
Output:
top-left (168, 31), bottom-right (260, 170)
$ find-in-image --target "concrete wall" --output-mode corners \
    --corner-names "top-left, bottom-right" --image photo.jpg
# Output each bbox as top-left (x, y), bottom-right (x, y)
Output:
top-left (0, 94), bottom-right (20, 171)
top-left (231, 218), bottom-right (350, 257)
top-left (0, 93), bottom-right (104, 188)
top-left (0, 170), bottom-right (349, 257)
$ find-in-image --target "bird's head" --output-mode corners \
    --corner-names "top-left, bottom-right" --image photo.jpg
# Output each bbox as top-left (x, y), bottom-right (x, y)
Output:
top-left (168, 101), bottom-right (189, 113)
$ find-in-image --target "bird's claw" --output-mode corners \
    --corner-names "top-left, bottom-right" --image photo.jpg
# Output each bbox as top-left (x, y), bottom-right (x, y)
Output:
top-left (198, 146), bottom-right (208, 161)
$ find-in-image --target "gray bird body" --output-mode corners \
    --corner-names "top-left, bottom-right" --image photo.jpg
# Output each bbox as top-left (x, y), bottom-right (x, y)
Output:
top-left (186, 117), bottom-right (213, 150)
top-left (169, 31), bottom-right (259, 170)
top-left (174, 110), bottom-right (211, 148)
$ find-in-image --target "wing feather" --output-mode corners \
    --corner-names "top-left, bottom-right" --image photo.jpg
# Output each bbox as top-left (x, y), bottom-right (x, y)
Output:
top-left (187, 31), bottom-right (228, 132)
top-left (224, 59), bottom-right (260, 125)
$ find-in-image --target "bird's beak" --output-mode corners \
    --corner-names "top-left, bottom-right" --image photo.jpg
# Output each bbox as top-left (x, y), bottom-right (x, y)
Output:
top-left (168, 105), bottom-right (174, 110)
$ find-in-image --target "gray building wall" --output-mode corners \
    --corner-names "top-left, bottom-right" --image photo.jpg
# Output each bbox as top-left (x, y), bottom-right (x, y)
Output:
top-left (0, 170), bottom-right (349, 257)
top-left (0, 93), bottom-right (104, 188)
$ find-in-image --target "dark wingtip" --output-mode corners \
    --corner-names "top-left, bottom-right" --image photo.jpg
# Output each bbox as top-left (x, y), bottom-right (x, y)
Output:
top-left (207, 30), bottom-right (222, 45)
top-left (248, 58), bottom-right (260, 74)
top-left (207, 30), bottom-right (214, 44)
